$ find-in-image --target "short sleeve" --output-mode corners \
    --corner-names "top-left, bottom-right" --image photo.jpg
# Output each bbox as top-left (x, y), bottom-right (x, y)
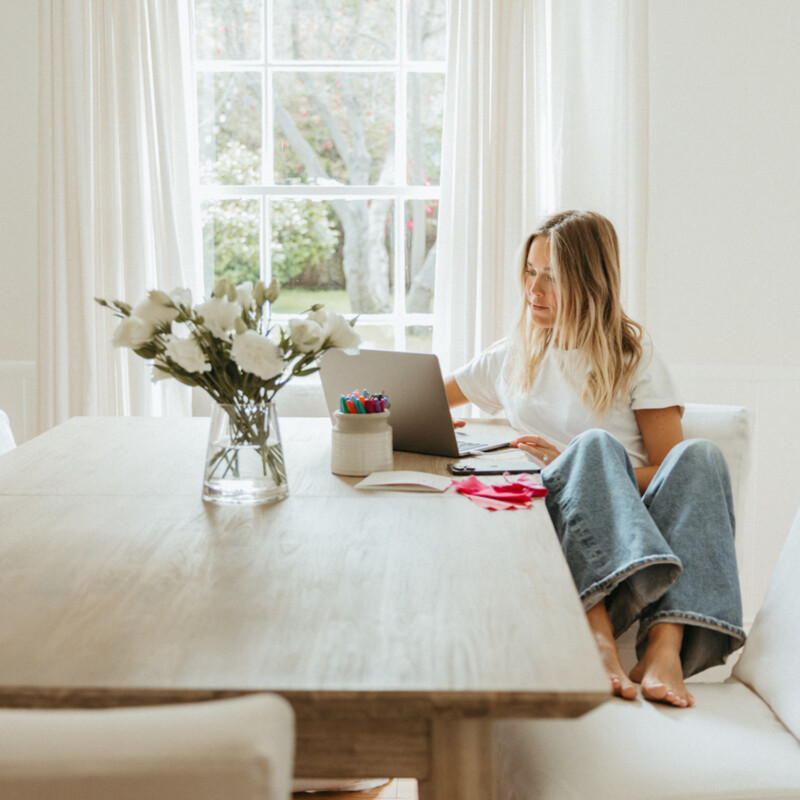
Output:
top-left (630, 338), bottom-right (684, 414)
top-left (451, 342), bottom-right (509, 416)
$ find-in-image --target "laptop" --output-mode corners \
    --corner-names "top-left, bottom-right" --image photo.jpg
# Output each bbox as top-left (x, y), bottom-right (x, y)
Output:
top-left (319, 349), bottom-right (512, 457)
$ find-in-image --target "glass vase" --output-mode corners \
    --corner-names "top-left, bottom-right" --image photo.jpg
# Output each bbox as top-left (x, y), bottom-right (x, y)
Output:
top-left (202, 402), bottom-right (288, 506)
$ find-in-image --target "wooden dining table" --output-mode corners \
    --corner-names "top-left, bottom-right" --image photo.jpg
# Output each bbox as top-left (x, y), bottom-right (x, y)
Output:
top-left (0, 415), bottom-right (608, 800)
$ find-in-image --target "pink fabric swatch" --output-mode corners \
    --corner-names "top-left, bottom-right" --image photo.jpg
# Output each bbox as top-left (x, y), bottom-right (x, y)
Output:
top-left (452, 473), bottom-right (547, 511)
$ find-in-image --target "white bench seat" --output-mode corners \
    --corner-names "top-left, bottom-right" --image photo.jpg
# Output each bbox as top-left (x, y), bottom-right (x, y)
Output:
top-left (494, 503), bottom-right (800, 800)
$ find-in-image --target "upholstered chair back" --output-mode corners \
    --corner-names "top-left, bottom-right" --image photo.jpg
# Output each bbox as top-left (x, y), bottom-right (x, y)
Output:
top-left (681, 403), bottom-right (750, 523)
top-left (0, 694), bottom-right (295, 800)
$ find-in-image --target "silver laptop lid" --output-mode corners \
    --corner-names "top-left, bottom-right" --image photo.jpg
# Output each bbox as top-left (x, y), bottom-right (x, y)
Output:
top-left (319, 349), bottom-right (463, 457)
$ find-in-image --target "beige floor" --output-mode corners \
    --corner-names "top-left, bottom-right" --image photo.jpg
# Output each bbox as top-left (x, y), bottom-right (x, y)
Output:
top-left (293, 779), bottom-right (418, 799)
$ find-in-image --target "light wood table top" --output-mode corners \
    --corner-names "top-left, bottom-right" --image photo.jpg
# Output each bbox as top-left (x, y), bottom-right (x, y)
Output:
top-left (0, 416), bottom-right (608, 799)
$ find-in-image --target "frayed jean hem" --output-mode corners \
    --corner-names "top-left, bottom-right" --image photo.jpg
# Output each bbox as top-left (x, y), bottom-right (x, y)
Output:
top-left (636, 610), bottom-right (747, 678)
top-left (579, 555), bottom-right (683, 636)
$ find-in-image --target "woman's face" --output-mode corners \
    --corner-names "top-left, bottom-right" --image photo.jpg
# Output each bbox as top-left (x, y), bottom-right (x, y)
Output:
top-left (525, 236), bottom-right (559, 328)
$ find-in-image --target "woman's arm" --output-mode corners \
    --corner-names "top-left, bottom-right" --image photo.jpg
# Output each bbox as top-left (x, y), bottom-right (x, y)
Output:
top-left (444, 376), bottom-right (469, 408)
top-left (634, 406), bottom-right (684, 493)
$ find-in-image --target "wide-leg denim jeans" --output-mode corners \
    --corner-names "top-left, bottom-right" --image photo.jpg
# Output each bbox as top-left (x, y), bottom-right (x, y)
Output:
top-left (541, 429), bottom-right (746, 678)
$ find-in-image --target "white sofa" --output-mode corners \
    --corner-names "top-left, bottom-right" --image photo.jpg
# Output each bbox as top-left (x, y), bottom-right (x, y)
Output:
top-left (494, 503), bottom-right (800, 799)
top-left (494, 421), bottom-right (800, 798)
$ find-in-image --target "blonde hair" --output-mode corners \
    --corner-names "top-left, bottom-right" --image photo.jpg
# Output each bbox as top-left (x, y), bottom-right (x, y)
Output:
top-left (509, 210), bottom-right (644, 417)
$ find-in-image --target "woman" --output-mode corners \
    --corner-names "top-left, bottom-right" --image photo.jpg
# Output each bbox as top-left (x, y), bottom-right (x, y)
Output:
top-left (444, 210), bottom-right (744, 708)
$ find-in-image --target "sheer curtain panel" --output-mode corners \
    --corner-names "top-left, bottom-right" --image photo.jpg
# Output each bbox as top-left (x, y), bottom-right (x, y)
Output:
top-left (434, 0), bottom-right (648, 374)
top-left (38, 0), bottom-right (202, 434)
top-left (544, 0), bottom-right (649, 323)
top-left (433, 0), bottom-right (540, 374)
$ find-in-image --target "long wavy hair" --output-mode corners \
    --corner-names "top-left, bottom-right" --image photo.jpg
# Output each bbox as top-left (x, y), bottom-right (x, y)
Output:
top-left (508, 210), bottom-right (644, 417)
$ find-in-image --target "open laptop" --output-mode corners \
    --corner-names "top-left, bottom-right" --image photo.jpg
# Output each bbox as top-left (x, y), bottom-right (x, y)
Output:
top-left (319, 349), bottom-right (512, 457)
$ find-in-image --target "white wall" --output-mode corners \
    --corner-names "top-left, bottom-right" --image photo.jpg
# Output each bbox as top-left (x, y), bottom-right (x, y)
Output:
top-left (0, 0), bottom-right (38, 443)
top-left (647, 0), bottom-right (800, 620)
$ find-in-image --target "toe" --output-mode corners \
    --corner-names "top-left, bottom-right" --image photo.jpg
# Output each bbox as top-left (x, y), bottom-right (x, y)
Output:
top-left (620, 682), bottom-right (638, 700)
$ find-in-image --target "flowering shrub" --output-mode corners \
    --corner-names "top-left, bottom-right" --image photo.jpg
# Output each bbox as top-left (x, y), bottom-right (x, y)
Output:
top-left (96, 277), bottom-right (360, 406)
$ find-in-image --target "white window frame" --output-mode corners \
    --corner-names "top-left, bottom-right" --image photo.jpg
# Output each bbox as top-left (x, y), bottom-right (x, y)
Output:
top-left (196, 0), bottom-right (445, 351)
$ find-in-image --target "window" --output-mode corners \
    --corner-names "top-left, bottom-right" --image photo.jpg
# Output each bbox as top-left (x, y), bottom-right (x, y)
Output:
top-left (195, 0), bottom-right (446, 352)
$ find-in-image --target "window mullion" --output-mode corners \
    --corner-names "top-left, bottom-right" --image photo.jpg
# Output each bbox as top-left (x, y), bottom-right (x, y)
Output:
top-left (393, 0), bottom-right (407, 350)
top-left (263, 0), bottom-right (272, 283)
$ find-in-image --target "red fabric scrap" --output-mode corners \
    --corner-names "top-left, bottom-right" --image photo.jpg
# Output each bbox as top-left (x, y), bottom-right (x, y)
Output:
top-left (452, 473), bottom-right (547, 511)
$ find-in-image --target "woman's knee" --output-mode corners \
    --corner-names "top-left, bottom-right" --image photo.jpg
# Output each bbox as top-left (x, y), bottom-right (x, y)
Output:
top-left (672, 438), bottom-right (727, 472)
top-left (571, 428), bottom-right (626, 454)
top-left (552, 429), bottom-right (631, 480)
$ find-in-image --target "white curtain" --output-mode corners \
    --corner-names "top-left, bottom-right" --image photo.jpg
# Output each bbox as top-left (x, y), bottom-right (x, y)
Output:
top-left (434, 0), bottom-right (648, 374)
top-left (38, 0), bottom-right (202, 434)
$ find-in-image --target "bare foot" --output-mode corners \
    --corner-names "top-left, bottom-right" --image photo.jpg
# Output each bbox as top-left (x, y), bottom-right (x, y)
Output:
top-left (629, 623), bottom-right (694, 708)
top-left (586, 601), bottom-right (638, 700)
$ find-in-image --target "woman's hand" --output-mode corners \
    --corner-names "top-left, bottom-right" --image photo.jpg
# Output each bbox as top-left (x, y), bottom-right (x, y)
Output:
top-left (511, 435), bottom-right (561, 465)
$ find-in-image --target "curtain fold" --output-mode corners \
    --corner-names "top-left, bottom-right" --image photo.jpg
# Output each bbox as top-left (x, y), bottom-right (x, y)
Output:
top-left (433, 0), bottom-right (540, 375)
top-left (434, 0), bottom-right (648, 375)
top-left (547, 0), bottom-right (649, 322)
top-left (38, 0), bottom-right (202, 434)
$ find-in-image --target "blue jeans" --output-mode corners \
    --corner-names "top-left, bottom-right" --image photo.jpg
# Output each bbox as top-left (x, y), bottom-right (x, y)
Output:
top-left (540, 429), bottom-right (745, 678)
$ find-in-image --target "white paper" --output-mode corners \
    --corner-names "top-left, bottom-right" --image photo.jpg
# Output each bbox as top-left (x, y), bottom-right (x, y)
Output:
top-left (354, 470), bottom-right (453, 492)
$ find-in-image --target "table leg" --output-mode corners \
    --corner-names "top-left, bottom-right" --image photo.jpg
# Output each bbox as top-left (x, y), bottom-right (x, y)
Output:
top-left (417, 715), bottom-right (495, 800)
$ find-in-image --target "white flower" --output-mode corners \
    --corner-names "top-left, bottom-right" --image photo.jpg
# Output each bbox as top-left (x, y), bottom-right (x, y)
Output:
top-left (170, 320), bottom-right (192, 339)
top-left (235, 281), bottom-right (254, 309)
top-left (308, 309), bottom-right (361, 353)
top-left (327, 314), bottom-right (361, 352)
top-left (169, 287), bottom-right (193, 308)
top-left (111, 316), bottom-right (154, 349)
top-left (231, 330), bottom-right (284, 380)
top-left (197, 297), bottom-right (241, 339)
top-left (254, 277), bottom-right (280, 306)
top-left (264, 277), bottom-right (280, 303)
top-left (134, 296), bottom-right (180, 329)
top-left (288, 318), bottom-right (325, 353)
top-left (164, 336), bottom-right (211, 374)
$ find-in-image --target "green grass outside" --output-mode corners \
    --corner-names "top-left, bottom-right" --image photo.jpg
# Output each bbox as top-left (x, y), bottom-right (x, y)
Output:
top-left (270, 287), bottom-right (350, 315)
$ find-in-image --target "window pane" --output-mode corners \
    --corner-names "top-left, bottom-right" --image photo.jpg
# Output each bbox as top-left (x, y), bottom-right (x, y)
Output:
top-left (202, 198), bottom-right (261, 286)
top-left (354, 325), bottom-right (395, 351)
top-left (407, 0), bottom-right (447, 61)
top-left (269, 199), bottom-right (393, 315)
top-left (272, 0), bottom-right (396, 61)
top-left (195, 0), bottom-right (263, 61)
top-left (407, 73), bottom-right (444, 185)
top-left (273, 72), bottom-right (394, 186)
top-left (406, 325), bottom-right (432, 353)
top-left (405, 199), bottom-right (437, 313)
top-left (198, 71), bottom-right (262, 185)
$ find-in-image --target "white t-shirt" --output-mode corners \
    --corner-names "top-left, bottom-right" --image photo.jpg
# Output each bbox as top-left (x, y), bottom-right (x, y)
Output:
top-left (453, 338), bottom-right (683, 468)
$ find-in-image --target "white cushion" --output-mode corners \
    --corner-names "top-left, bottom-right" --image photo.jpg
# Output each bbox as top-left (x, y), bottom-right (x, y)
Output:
top-left (0, 409), bottom-right (16, 455)
top-left (494, 683), bottom-right (800, 800)
top-left (0, 695), bottom-right (295, 800)
top-left (733, 504), bottom-right (800, 741)
top-left (681, 403), bottom-right (750, 519)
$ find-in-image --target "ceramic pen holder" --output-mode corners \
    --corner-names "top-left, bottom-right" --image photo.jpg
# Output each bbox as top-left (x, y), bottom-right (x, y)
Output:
top-left (330, 410), bottom-right (393, 477)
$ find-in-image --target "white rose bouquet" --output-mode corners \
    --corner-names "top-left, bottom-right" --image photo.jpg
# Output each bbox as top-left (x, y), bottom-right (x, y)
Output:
top-left (96, 277), bottom-right (359, 405)
top-left (96, 278), bottom-right (360, 500)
